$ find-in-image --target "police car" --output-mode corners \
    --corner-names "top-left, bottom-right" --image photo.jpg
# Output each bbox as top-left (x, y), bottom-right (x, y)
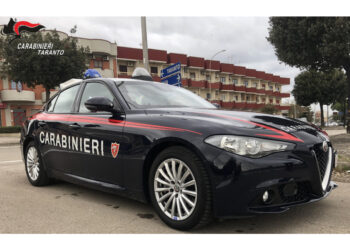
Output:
top-left (20, 68), bottom-right (337, 230)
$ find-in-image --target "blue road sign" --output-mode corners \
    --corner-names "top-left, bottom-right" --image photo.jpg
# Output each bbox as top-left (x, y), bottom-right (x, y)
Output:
top-left (161, 62), bottom-right (181, 79)
top-left (161, 73), bottom-right (182, 86)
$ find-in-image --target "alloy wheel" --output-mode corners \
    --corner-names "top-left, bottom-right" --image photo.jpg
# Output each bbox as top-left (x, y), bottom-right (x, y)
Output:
top-left (154, 158), bottom-right (197, 221)
top-left (26, 146), bottom-right (40, 181)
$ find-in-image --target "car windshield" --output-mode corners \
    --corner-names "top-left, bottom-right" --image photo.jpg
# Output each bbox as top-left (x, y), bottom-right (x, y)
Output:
top-left (117, 81), bottom-right (216, 109)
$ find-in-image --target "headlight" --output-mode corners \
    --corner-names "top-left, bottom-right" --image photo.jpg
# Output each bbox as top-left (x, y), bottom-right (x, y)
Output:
top-left (205, 135), bottom-right (295, 158)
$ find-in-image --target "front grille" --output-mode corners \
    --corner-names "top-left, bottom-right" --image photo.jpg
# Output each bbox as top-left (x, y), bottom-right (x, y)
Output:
top-left (313, 143), bottom-right (329, 181)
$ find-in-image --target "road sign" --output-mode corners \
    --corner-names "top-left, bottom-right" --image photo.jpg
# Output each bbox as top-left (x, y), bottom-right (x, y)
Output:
top-left (161, 73), bottom-right (182, 86)
top-left (161, 62), bottom-right (181, 79)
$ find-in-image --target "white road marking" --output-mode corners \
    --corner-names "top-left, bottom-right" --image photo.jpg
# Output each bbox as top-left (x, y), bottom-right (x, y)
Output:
top-left (0, 160), bottom-right (22, 164)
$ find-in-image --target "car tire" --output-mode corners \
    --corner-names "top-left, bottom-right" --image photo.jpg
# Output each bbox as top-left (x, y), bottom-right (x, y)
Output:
top-left (25, 141), bottom-right (51, 186)
top-left (149, 146), bottom-right (212, 230)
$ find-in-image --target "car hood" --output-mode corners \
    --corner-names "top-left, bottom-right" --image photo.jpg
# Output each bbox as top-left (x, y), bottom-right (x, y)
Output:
top-left (145, 108), bottom-right (328, 145)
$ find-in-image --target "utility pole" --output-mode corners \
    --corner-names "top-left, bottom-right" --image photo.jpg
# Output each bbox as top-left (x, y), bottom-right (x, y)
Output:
top-left (208, 49), bottom-right (226, 100)
top-left (141, 16), bottom-right (150, 72)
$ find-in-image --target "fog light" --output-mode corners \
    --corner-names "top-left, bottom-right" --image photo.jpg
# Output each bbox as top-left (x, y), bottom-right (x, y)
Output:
top-left (262, 191), bottom-right (269, 202)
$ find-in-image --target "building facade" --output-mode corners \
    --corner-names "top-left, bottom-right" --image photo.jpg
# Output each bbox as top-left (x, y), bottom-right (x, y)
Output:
top-left (0, 30), bottom-right (290, 127)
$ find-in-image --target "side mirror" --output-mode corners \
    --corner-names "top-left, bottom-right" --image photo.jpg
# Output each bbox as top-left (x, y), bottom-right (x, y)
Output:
top-left (85, 97), bottom-right (115, 113)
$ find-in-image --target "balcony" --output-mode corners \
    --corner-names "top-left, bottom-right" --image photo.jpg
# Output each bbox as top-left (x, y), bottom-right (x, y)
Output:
top-left (188, 79), bottom-right (206, 88)
top-left (1, 89), bottom-right (35, 102)
top-left (152, 75), bottom-right (161, 82)
top-left (78, 38), bottom-right (117, 56)
top-left (234, 102), bottom-right (246, 109)
top-left (280, 93), bottom-right (290, 98)
top-left (256, 103), bottom-right (265, 109)
top-left (187, 57), bottom-right (205, 68)
top-left (279, 105), bottom-right (291, 110)
top-left (221, 84), bottom-right (234, 91)
top-left (221, 101), bottom-right (235, 109)
top-left (256, 88), bottom-right (265, 94)
top-left (149, 49), bottom-right (167, 63)
top-left (246, 87), bottom-right (257, 93)
top-left (234, 86), bottom-right (246, 92)
top-left (246, 103), bottom-right (257, 109)
top-left (168, 53), bottom-right (187, 65)
top-left (265, 90), bottom-right (273, 96)
top-left (272, 91), bottom-right (280, 97)
top-left (181, 79), bottom-right (189, 87)
top-left (208, 82), bottom-right (222, 89)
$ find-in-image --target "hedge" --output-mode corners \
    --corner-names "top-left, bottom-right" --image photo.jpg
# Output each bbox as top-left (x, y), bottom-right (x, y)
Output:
top-left (0, 126), bottom-right (22, 133)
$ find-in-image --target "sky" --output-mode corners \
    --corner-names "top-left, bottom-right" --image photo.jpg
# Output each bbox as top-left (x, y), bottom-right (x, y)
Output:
top-left (0, 16), bottom-right (301, 101)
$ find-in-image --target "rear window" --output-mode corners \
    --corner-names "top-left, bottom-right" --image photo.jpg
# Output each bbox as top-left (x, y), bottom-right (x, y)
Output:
top-left (52, 85), bottom-right (80, 113)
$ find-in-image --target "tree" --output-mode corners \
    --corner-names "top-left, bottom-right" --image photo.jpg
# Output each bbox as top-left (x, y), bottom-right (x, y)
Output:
top-left (292, 70), bottom-right (347, 127)
top-left (288, 104), bottom-right (314, 122)
top-left (267, 17), bottom-right (350, 132)
top-left (0, 29), bottom-right (89, 102)
top-left (260, 104), bottom-right (278, 114)
top-left (332, 101), bottom-right (348, 125)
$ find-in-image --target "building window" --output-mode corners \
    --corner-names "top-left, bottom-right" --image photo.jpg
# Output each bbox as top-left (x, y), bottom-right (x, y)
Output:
top-left (257, 97), bottom-right (260, 103)
top-left (206, 75), bottom-right (210, 81)
top-left (276, 86), bottom-right (280, 91)
top-left (246, 96), bottom-right (250, 101)
top-left (220, 77), bottom-right (226, 83)
top-left (206, 93), bottom-right (211, 100)
top-left (184, 67), bottom-right (188, 73)
top-left (235, 95), bottom-right (238, 101)
top-left (221, 94), bottom-right (226, 101)
top-left (94, 59), bottom-right (103, 68)
top-left (119, 65), bottom-right (127, 73)
top-left (262, 83), bottom-right (266, 88)
top-left (270, 99), bottom-right (273, 103)
top-left (269, 85), bottom-right (273, 90)
top-left (190, 72), bottom-right (196, 80)
top-left (151, 66), bottom-right (158, 74)
top-left (276, 99), bottom-right (280, 104)
top-left (10, 81), bottom-right (17, 89)
top-left (244, 80), bottom-right (248, 87)
top-left (253, 82), bottom-right (258, 88)
top-left (262, 98), bottom-right (266, 102)
top-left (233, 79), bottom-right (238, 85)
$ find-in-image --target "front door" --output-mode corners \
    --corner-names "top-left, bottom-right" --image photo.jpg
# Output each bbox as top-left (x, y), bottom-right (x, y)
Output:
top-left (69, 81), bottom-right (125, 185)
top-left (13, 109), bottom-right (26, 126)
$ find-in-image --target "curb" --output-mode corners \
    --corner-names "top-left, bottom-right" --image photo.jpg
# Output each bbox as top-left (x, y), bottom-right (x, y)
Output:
top-left (0, 142), bottom-right (20, 147)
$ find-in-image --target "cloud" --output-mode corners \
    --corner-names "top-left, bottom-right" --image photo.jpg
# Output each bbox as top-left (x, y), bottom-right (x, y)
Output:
top-left (0, 16), bottom-right (300, 95)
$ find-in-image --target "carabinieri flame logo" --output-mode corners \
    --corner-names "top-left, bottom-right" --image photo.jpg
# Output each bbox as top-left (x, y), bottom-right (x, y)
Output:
top-left (1, 18), bottom-right (45, 43)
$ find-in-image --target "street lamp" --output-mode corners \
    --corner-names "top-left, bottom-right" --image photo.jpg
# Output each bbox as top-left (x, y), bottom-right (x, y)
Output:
top-left (208, 49), bottom-right (226, 100)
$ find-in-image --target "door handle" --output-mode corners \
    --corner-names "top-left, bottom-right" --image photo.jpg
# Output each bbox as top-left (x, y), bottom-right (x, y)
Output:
top-left (69, 123), bottom-right (81, 129)
top-left (84, 124), bottom-right (99, 128)
top-left (38, 121), bottom-right (46, 127)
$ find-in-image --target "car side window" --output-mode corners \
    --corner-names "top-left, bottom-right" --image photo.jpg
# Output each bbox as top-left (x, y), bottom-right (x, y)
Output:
top-left (52, 85), bottom-right (80, 113)
top-left (78, 82), bottom-right (114, 113)
top-left (46, 95), bottom-right (58, 112)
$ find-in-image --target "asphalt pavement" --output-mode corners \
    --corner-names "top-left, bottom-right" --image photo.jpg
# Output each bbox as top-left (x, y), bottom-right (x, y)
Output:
top-left (0, 145), bottom-right (350, 233)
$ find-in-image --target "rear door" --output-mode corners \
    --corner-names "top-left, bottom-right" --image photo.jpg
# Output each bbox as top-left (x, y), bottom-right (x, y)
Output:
top-left (68, 80), bottom-right (126, 185)
top-left (38, 84), bottom-right (84, 177)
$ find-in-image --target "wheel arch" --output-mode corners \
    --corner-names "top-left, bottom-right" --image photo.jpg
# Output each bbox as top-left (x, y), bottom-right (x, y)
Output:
top-left (22, 135), bottom-right (34, 157)
top-left (142, 137), bottom-right (209, 202)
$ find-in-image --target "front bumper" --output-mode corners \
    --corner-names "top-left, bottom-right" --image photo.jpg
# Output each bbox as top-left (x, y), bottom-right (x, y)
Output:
top-left (207, 143), bottom-right (337, 218)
